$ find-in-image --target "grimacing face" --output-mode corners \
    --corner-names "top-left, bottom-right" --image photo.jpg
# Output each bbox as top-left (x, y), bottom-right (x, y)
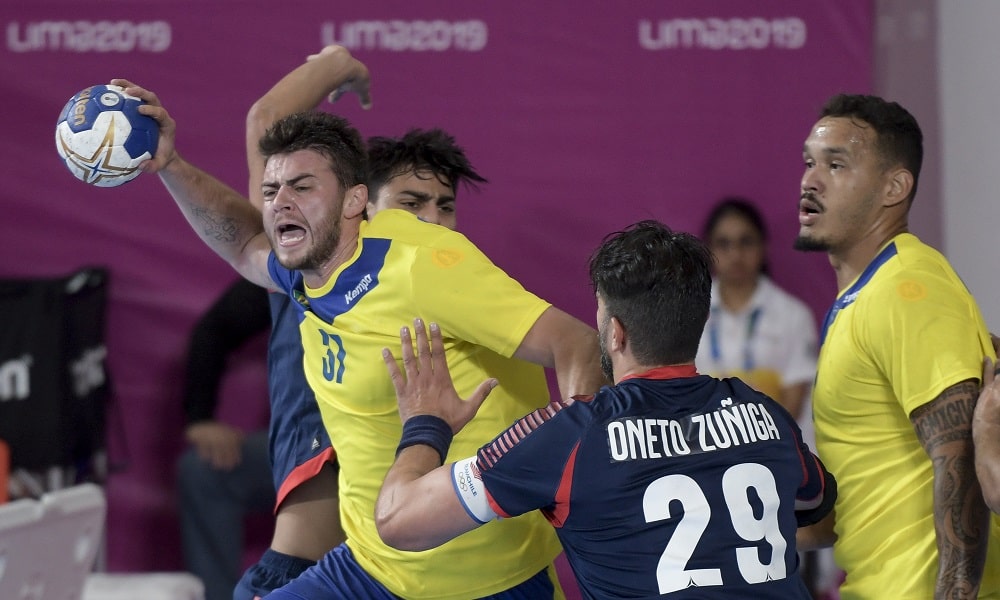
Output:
top-left (369, 169), bottom-right (457, 230)
top-left (796, 116), bottom-right (886, 254)
top-left (262, 149), bottom-right (345, 274)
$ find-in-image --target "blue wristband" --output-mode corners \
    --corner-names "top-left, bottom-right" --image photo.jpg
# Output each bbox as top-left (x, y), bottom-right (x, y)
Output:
top-left (396, 415), bottom-right (454, 464)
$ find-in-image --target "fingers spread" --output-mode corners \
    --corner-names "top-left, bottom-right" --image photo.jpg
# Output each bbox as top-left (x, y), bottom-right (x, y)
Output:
top-left (382, 347), bottom-right (404, 393)
top-left (399, 326), bottom-right (417, 379)
top-left (413, 318), bottom-right (432, 373)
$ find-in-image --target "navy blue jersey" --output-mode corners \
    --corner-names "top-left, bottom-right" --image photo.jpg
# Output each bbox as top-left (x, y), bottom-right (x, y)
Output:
top-left (471, 367), bottom-right (831, 599)
top-left (266, 291), bottom-right (335, 508)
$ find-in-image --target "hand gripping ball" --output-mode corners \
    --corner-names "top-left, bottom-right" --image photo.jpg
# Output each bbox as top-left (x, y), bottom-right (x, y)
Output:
top-left (55, 84), bottom-right (158, 187)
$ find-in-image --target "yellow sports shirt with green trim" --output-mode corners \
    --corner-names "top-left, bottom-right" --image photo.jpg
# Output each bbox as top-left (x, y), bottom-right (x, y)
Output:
top-left (267, 209), bottom-right (562, 599)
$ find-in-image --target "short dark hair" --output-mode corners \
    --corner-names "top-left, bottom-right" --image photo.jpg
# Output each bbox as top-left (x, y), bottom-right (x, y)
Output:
top-left (259, 111), bottom-right (367, 191)
top-left (820, 94), bottom-right (923, 202)
top-left (701, 196), bottom-right (769, 274)
top-left (366, 128), bottom-right (486, 199)
top-left (701, 196), bottom-right (768, 242)
top-left (589, 220), bottom-right (712, 365)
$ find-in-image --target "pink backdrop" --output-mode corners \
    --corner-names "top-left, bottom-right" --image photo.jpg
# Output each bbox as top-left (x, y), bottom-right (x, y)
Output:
top-left (1, 1), bottom-right (872, 574)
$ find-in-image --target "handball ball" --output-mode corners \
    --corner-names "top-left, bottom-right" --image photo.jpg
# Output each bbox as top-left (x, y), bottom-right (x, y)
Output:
top-left (55, 84), bottom-right (158, 187)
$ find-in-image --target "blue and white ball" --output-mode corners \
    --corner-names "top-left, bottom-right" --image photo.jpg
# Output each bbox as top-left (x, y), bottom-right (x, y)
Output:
top-left (55, 84), bottom-right (158, 187)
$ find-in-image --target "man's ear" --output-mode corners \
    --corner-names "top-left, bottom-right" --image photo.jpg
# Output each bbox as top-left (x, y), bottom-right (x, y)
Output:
top-left (609, 316), bottom-right (626, 353)
top-left (883, 166), bottom-right (913, 208)
top-left (344, 183), bottom-right (368, 219)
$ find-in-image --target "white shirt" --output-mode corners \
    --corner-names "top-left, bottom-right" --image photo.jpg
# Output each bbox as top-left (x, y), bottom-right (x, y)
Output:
top-left (696, 275), bottom-right (819, 442)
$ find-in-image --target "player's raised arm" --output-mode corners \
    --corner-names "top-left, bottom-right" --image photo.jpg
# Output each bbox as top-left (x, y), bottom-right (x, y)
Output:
top-left (513, 306), bottom-right (608, 399)
top-left (113, 78), bottom-right (275, 290)
top-left (375, 319), bottom-right (497, 551)
top-left (246, 45), bottom-right (371, 211)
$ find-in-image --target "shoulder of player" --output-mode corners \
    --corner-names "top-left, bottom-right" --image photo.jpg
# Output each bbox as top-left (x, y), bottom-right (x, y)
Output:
top-left (882, 233), bottom-right (962, 282)
top-left (367, 209), bottom-right (469, 249)
top-left (862, 249), bottom-right (969, 307)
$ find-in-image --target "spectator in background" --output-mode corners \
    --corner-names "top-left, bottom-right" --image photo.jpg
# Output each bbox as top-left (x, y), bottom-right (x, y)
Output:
top-left (177, 277), bottom-right (274, 600)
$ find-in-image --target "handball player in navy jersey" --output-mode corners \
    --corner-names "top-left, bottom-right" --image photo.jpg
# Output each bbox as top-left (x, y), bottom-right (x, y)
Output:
top-left (376, 220), bottom-right (837, 599)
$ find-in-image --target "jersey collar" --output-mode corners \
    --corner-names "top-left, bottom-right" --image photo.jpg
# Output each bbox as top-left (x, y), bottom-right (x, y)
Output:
top-left (621, 364), bottom-right (699, 382)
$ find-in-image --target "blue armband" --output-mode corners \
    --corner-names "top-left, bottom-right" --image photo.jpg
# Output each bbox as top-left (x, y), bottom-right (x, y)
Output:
top-left (396, 415), bottom-right (453, 465)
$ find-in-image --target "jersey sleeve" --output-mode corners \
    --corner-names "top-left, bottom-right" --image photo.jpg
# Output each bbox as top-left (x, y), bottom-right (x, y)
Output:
top-left (267, 251), bottom-right (295, 295)
top-left (475, 398), bottom-right (590, 523)
top-left (860, 267), bottom-right (990, 416)
top-left (409, 231), bottom-right (551, 358)
top-left (764, 394), bottom-right (837, 526)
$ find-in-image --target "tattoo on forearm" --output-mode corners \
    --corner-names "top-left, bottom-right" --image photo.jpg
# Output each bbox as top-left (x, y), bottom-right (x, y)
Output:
top-left (191, 206), bottom-right (239, 244)
top-left (911, 380), bottom-right (990, 598)
top-left (912, 386), bottom-right (977, 449)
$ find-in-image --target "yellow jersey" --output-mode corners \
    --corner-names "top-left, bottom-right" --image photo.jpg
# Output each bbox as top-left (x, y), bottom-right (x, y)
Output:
top-left (813, 233), bottom-right (999, 599)
top-left (268, 209), bottom-right (562, 599)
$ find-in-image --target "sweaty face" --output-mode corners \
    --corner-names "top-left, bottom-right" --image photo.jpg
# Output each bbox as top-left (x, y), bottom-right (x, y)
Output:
top-left (369, 169), bottom-right (457, 230)
top-left (708, 214), bottom-right (764, 287)
top-left (261, 149), bottom-right (345, 274)
top-left (796, 116), bottom-right (885, 253)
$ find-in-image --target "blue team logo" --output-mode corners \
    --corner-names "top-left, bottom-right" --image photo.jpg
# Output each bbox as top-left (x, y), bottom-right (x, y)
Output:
top-left (320, 330), bottom-right (346, 383)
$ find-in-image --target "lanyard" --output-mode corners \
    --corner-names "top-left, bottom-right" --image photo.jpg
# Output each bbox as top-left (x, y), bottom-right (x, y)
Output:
top-left (708, 306), bottom-right (762, 371)
top-left (818, 241), bottom-right (898, 347)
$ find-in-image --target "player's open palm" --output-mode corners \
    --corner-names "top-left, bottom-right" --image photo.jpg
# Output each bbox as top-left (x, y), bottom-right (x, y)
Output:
top-left (384, 318), bottom-right (497, 434)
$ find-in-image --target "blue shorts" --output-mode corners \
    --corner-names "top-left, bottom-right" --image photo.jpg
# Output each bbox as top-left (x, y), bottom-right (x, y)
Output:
top-left (265, 543), bottom-right (557, 599)
top-left (234, 548), bottom-right (316, 600)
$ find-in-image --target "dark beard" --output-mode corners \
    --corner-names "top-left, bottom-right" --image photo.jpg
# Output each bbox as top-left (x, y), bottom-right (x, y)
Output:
top-left (278, 216), bottom-right (342, 272)
top-left (599, 346), bottom-right (613, 382)
top-left (793, 235), bottom-right (828, 252)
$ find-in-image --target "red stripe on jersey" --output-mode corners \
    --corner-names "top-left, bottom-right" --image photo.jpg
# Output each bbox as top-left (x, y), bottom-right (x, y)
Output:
top-left (478, 398), bottom-right (575, 469)
top-left (543, 443), bottom-right (580, 527)
top-left (483, 441), bottom-right (582, 525)
top-left (274, 447), bottom-right (337, 512)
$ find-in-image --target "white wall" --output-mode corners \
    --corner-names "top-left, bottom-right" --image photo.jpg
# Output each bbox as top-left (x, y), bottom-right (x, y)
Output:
top-left (876, 0), bottom-right (942, 252)
top-left (939, 1), bottom-right (1000, 330)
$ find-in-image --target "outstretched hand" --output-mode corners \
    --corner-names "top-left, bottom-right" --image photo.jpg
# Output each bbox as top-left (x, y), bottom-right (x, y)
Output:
top-left (306, 45), bottom-right (372, 109)
top-left (382, 318), bottom-right (496, 433)
top-left (109, 78), bottom-right (178, 173)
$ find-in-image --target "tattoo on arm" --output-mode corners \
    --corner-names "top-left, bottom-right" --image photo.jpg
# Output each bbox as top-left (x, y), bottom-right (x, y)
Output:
top-left (191, 206), bottom-right (240, 244)
top-left (910, 379), bottom-right (990, 598)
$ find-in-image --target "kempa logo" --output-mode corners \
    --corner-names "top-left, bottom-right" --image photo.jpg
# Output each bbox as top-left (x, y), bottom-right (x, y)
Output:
top-left (321, 19), bottom-right (487, 52)
top-left (344, 273), bottom-right (374, 305)
top-left (639, 17), bottom-right (806, 50)
top-left (7, 20), bottom-right (172, 53)
top-left (70, 345), bottom-right (107, 398)
top-left (0, 354), bottom-right (32, 402)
